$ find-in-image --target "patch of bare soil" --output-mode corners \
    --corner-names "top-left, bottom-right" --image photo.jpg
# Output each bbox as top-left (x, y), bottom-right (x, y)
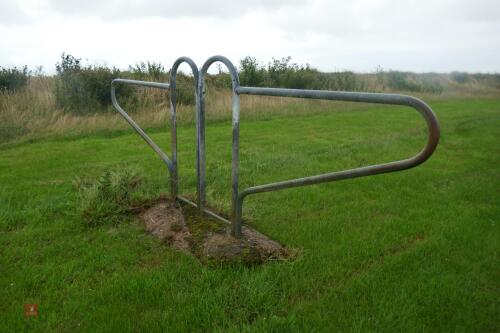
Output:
top-left (139, 200), bottom-right (295, 266)
top-left (140, 201), bottom-right (191, 252)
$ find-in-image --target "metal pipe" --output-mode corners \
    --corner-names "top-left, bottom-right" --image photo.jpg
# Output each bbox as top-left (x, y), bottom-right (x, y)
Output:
top-left (111, 79), bottom-right (174, 175)
top-left (199, 56), bottom-right (241, 225)
top-left (112, 57), bottom-right (440, 241)
top-left (176, 195), bottom-right (231, 225)
top-left (169, 57), bottom-right (200, 203)
top-left (112, 78), bottom-right (170, 90)
top-left (233, 86), bottom-right (440, 237)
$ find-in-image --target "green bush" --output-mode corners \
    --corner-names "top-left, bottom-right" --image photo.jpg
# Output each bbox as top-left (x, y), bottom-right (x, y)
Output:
top-left (172, 73), bottom-right (196, 106)
top-left (385, 71), bottom-right (421, 91)
top-left (128, 61), bottom-right (166, 81)
top-left (265, 57), bottom-right (322, 89)
top-left (55, 53), bottom-right (130, 114)
top-left (321, 71), bottom-right (358, 91)
top-left (239, 56), bottom-right (266, 87)
top-left (451, 71), bottom-right (469, 83)
top-left (127, 61), bottom-right (197, 106)
top-left (74, 166), bottom-right (151, 227)
top-left (0, 66), bottom-right (30, 92)
top-left (238, 56), bottom-right (323, 89)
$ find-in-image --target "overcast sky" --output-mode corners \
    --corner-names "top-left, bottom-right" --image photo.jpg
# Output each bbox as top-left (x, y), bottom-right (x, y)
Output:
top-left (1, 0), bottom-right (499, 73)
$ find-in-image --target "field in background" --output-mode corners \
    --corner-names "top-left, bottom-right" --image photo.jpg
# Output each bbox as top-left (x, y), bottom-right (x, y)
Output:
top-left (1, 97), bottom-right (499, 331)
top-left (1, 59), bottom-right (500, 146)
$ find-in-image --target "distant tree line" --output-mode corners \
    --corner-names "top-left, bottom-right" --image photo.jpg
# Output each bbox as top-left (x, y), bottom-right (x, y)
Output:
top-left (1, 53), bottom-right (499, 115)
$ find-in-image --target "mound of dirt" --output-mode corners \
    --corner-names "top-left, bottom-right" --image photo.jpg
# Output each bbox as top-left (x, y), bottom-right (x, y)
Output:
top-left (139, 200), bottom-right (294, 265)
top-left (201, 226), bottom-right (291, 264)
top-left (140, 201), bottom-right (191, 252)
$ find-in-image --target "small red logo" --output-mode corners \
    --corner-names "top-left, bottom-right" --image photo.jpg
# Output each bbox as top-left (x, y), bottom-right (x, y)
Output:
top-left (24, 304), bottom-right (38, 317)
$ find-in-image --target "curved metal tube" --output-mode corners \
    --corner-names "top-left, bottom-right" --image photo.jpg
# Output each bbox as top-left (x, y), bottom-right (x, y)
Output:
top-left (112, 78), bottom-right (170, 90)
top-left (233, 87), bottom-right (440, 237)
top-left (198, 55), bottom-right (241, 220)
top-left (169, 57), bottom-right (200, 201)
top-left (111, 79), bottom-right (174, 174)
top-left (111, 56), bottom-right (440, 240)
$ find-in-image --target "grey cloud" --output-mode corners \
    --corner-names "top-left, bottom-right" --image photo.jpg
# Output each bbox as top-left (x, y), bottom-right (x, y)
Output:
top-left (1, 0), bottom-right (498, 72)
top-left (271, 0), bottom-right (500, 37)
top-left (268, 0), bottom-right (500, 63)
top-left (443, 0), bottom-right (500, 23)
top-left (0, 2), bottom-right (31, 25)
top-left (45, 0), bottom-right (300, 19)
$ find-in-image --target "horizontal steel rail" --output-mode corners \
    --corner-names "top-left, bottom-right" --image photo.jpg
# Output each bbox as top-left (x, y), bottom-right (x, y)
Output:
top-left (113, 78), bottom-right (170, 90)
top-left (233, 87), bottom-right (440, 237)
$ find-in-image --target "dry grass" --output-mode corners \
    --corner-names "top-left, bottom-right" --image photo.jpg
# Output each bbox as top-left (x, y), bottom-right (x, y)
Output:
top-left (1, 74), bottom-right (499, 146)
top-left (0, 77), bottom-right (347, 145)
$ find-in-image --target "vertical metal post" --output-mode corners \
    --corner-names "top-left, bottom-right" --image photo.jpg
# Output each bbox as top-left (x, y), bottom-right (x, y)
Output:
top-left (197, 71), bottom-right (207, 215)
top-left (169, 73), bottom-right (179, 200)
top-left (199, 56), bottom-right (241, 232)
top-left (196, 84), bottom-right (206, 214)
top-left (169, 57), bottom-right (200, 204)
top-left (230, 83), bottom-right (241, 237)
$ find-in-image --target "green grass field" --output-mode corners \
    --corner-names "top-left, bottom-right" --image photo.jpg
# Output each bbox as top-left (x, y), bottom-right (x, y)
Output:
top-left (1, 98), bottom-right (499, 332)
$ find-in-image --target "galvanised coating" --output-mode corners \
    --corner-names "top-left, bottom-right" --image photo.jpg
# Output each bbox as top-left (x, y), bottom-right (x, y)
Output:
top-left (232, 86), bottom-right (440, 237)
top-left (112, 60), bottom-right (200, 202)
top-left (111, 79), bottom-right (173, 175)
top-left (169, 57), bottom-right (200, 204)
top-left (113, 78), bottom-right (170, 90)
top-left (112, 56), bottom-right (440, 240)
top-left (198, 55), bottom-right (241, 230)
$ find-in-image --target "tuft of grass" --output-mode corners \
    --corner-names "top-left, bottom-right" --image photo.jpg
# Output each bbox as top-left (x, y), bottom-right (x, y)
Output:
top-left (74, 166), bottom-right (152, 227)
